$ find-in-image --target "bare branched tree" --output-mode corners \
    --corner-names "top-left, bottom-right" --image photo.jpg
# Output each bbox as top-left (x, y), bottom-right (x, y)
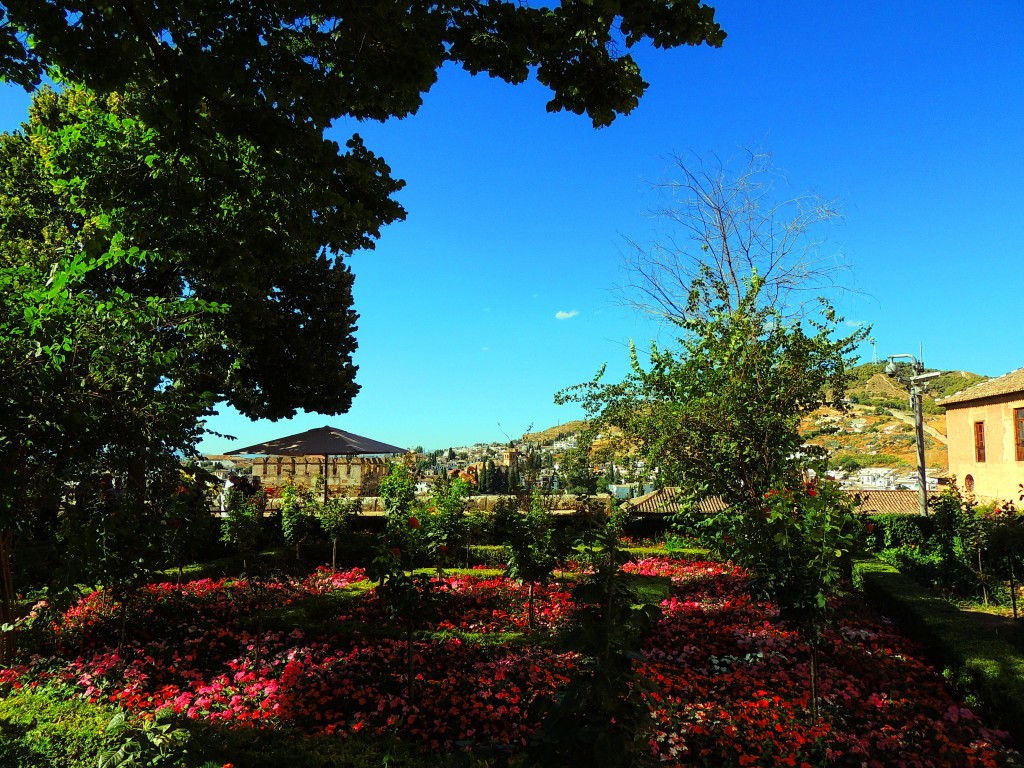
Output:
top-left (619, 151), bottom-right (852, 324)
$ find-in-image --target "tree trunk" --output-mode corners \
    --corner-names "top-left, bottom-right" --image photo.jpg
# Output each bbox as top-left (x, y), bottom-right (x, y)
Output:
top-left (406, 616), bottom-right (416, 704)
top-left (0, 529), bottom-right (16, 664)
top-left (809, 643), bottom-right (819, 721)
top-left (1011, 558), bottom-right (1019, 622)
top-left (978, 549), bottom-right (988, 606)
top-left (528, 582), bottom-right (535, 629)
top-left (116, 586), bottom-right (133, 652)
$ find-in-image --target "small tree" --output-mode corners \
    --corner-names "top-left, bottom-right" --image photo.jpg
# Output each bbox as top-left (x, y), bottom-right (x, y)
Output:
top-left (560, 441), bottom-right (598, 496)
top-left (220, 487), bottom-right (272, 670)
top-left (57, 475), bottom-right (164, 651)
top-left (161, 467), bottom-right (219, 583)
top-left (984, 491), bottom-right (1024, 620)
top-left (503, 489), bottom-right (561, 629)
top-left (220, 489), bottom-right (264, 567)
top-left (279, 477), bottom-right (320, 561)
top-left (369, 461), bottom-right (434, 704)
top-left (378, 460), bottom-right (417, 518)
top-left (529, 511), bottom-right (661, 768)
top-left (559, 154), bottom-right (865, 722)
top-left (423, 473), bottom-right (472, 573)
top-left (317, 495), bottom-right (362, 571)
top-left (701, 479), bottom-right (855, 718)
top-left (931, 483), bottom-right (991, 603)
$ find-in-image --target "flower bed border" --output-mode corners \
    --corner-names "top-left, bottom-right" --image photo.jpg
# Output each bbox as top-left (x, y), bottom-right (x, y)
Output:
top-left (853, 556), bottom-right (1024, 740)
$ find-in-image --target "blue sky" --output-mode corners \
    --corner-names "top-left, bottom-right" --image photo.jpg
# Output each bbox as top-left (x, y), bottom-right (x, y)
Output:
top-left (3, 2), bottom-right (1022, 453)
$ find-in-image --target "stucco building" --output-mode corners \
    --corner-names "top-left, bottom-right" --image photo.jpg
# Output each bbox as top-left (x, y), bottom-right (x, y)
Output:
top-left (938, 368), bottom-right (1024, 502)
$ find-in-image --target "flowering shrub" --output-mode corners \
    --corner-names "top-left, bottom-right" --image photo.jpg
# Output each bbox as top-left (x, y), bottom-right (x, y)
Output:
top-left (6, 558), bottom-right (1020, 766)
top-left (301, 566), bottom-right (368, 594)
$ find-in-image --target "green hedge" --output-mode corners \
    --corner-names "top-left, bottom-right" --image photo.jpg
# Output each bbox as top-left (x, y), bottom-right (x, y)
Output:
top-left (863, 513), bottom-right (935, 550)
top-left (623, 546), bottom-right (710, 561)
top-left (467, 544), bottom-right (511, 568)
top-left (853, 557), bottom-right (1024, 739)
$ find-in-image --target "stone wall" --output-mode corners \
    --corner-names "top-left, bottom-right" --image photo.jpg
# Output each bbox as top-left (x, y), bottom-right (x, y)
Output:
top-left (250, 455), bottom-right (387, 497)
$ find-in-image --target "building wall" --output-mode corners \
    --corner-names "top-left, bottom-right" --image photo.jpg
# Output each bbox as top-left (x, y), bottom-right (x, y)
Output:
top-left (945, 394), bottom-right (1024, 501)
top-left (250, 455), bottom-right (386, 496)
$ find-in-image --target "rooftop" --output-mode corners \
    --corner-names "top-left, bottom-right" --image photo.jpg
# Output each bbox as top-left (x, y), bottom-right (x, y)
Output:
top-left (847, 489), bottom-right (921, 514)
top-left (622, 487), bottom-right (922, 516)
top-left (937, 367), bottom-right (1024, 406)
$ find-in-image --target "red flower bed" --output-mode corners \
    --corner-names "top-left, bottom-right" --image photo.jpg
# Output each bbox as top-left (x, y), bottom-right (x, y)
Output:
top-left (8, 558), bottom-right (1019, 765)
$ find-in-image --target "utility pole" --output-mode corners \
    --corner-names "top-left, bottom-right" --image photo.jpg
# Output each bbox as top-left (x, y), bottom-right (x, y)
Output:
top-left (885, 353), bottom-right (941, 517)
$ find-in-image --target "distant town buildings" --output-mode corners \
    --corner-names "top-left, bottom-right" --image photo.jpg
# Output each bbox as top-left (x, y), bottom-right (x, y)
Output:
top-left (826, 466), bottom-right (940, 493)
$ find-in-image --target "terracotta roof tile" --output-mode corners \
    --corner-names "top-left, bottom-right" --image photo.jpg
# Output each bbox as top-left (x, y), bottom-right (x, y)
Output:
top-left (623, 487), bottom-right (921, 516)
top-left (622, 488), bottom-right (726, 516)
top-left (937, 367), bottom-right (1024, 406)
top-left (846, 489), bottom-right (921, 515)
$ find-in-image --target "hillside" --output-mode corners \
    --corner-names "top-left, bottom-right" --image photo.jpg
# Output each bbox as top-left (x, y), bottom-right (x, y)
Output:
top-left (844, 362), bottom-right (987, 415)
top-left (525, 363), bottom-right (989, 471)
top-left (523, 420), bottom-right (591, 445)
top-left (801, 405), bottom-right (949, 470)
top-left (802, 363), bottom-right (988, 470)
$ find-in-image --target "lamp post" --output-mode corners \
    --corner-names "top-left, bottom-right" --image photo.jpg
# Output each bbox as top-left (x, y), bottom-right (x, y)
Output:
top-left (884, 353), bottom-right (941, 517)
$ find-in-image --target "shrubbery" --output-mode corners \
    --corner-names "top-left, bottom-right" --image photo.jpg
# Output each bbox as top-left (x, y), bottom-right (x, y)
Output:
top-left (861, 484), bottom-right (1024, 608)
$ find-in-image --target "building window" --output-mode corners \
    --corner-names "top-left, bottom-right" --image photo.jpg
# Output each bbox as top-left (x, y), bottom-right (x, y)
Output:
top-left (974, 421), bottom-right (986, 463)
top-left (1016, 408), bottom-right (1024, 462)
top-left (965, 474), bottom-right (975, 493)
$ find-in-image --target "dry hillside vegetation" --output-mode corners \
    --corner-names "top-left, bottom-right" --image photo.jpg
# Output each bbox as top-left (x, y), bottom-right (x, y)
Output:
top-left (528, 365), bottom-right (985, 471)
top-left (800, 406), bottom-right (948, 470)
top-left (523, 421), bottom-right (591, 445)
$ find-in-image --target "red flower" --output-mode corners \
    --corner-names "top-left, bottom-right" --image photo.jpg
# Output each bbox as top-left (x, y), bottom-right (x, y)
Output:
top-left (408, 516), bottom-right (420, 529)
top-left (390, 547), bottom-right (402, 557)
top-left (807, 488), bottom-right (817, 497)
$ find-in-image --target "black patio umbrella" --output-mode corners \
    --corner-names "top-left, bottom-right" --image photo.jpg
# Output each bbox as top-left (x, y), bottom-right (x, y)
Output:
top-left (227, 425), bottom-right (407, 503)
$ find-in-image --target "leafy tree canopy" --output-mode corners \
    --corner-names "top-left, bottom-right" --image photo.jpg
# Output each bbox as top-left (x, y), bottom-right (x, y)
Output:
top-left (0, 1), bottom-right (725, 419)
top-left (564, 153), bottom-right (866, 508)
top-left (559, 280), bottom-right (867, 509)
top-left (3, 84), bottom-right (383, 418)
top-left (0, 1), bottom-right (725, 131)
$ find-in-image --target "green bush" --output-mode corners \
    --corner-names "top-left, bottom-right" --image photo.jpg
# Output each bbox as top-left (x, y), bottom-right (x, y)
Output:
top-left (863, 513), bottom-right (934, 550)
top-left (869, 453), bottom-right (911, 467)
top-left (876, 546), bottom-right (946, 585)
top-left (622, 545), bottom-right (709, 562)
top-left (467, 544), bottom-right (511, 567)
top-left (0, 683), bottom-right (112, 768)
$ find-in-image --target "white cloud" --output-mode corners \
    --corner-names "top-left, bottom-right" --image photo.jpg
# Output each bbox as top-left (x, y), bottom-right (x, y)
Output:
top-left (555, 310), bottom-right (579, 320)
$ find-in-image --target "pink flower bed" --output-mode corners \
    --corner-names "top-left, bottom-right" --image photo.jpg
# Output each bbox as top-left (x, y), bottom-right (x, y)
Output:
top-left (6, 557), bottom-right (1019, 765)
